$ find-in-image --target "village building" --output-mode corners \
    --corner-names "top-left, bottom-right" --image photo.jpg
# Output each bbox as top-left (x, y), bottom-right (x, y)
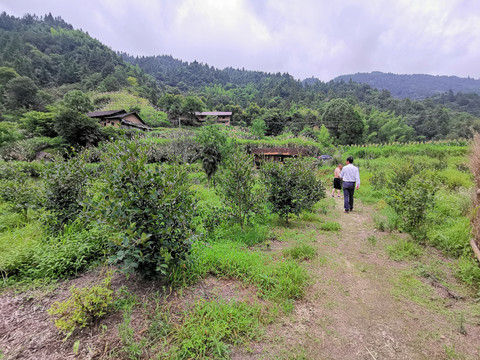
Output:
top-left (252, 147), bottom-right (309, 167)
top-left (195, 111), bottom-right (232, 126)
top-left (87, 110), bottom-right (150, 131)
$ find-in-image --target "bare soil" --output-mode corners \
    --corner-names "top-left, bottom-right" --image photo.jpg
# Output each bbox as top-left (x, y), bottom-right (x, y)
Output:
top-left (1, 197), bottom-right (480, 359)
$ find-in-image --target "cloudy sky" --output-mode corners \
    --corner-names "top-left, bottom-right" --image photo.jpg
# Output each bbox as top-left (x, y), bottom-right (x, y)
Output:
top-left (1, 0), bottom-right (480, 81)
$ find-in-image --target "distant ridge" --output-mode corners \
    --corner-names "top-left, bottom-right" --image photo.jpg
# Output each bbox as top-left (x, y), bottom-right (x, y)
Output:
top-left (331, 71), bottom-right (480, 100)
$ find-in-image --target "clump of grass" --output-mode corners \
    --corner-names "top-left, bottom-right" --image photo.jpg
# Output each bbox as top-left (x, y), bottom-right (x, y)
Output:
top-left (283, 243), bottom-right (317, 261)
top-left (367, 235), bottom-right (377, 247)
top-left (174, 300), bottom-right (264, 359)
top-left (117, 307), bottom-right (146, 360)
top-left (319, 221), bottom-right (341, 231)
top-left (194, 242), bottom-right (309, 301)
top-left (386, 238), bottom-right (423, 261)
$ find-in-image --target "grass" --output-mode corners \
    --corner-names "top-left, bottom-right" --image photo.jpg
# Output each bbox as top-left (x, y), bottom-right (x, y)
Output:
top-left (319, 221), bottom-right (341, 231)
top-left (283, 243), bottom-right (317, 261)
top-left (194, 241), bottom-right (310, 302)
top-left (390, 270), bottom-right (444, 310)
top-left (386, 238), bottom-right (423, 261)
top-left (174, 299), bottom-right (265, 359)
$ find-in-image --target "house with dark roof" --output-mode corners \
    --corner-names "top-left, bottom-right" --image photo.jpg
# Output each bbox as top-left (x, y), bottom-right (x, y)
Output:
top-left (251, 147), bottom-right (309, 167)
top-left (87, 110), bottom-right (150, 131)
top-left (195, 112), bottom-right (232, 126)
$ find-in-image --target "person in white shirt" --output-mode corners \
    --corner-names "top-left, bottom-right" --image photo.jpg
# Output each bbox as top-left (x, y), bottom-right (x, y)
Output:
top-left (340, 156), bottom-right (360, 213)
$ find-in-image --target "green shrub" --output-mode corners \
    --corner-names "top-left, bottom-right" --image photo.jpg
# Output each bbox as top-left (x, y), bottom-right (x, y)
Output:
top-left (262, 157), bottom-right (325, 223)
top-left (175, 300), bottom-right (263, 359)
top-left (216, 149), bottom-right (265, 229)
top-left (0, 176), bottom-right (44, 221)
top-left (44, 152), bottom-right (90, 230)
top-left (48, 273), bottom-right (114, 338)
top-left (386, 239), bottom-right (423, 261)
top-left (91, 140), bottom-right (197, 279)
top-left (386, 175), bottom-right (436, 241)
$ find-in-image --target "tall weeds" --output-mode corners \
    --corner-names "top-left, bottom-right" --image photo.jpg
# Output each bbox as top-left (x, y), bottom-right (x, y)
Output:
top-left (469, 133), bottom-right (480, 250)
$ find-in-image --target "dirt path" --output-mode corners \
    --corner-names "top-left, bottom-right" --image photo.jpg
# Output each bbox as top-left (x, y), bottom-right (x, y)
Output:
top-left (236, 197), bottom-right (480, 360)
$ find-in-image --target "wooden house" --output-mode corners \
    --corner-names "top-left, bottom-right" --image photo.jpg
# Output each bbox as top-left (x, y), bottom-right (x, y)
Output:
top-left (252, 147), bottom-right (309, 167)
top-left (87, 110), bottom-right (150, 131)
top-left (195, 112), bottom-right (232, 126)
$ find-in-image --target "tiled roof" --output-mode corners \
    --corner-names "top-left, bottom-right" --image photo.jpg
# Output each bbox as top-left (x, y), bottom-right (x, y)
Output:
top-left (87, 110), bottom-right (126, 118)
top-left (195, 112), bottom-right (232, 116)
top-left (252, 147), bottom-right (309, 156)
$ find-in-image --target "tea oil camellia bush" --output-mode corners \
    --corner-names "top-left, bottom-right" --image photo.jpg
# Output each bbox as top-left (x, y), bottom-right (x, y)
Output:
top-left (90, 140), bottom-right (197, 280)
top-left (44, 152), bottom-right (90, 230)
top-left (262, 157), bottom-right (325, 223)
top-left (217, 148), bottom-right (265, 229)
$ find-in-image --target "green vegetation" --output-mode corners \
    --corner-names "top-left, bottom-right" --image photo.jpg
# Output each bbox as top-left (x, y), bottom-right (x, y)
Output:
top-left (48, 272), bottom-right (114, 338)
top-left (174, 300), bottom-right (265, 359)
top-left (1, 11), bottom-right (479, 360)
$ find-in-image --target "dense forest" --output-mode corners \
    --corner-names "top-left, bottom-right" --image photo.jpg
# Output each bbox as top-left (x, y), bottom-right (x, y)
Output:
top-left (1, 12), bottom-right (480, 154)
top-left (122, 53), bottom-right (480, 141)
top-left (333, 71), bottom-right (480, 100)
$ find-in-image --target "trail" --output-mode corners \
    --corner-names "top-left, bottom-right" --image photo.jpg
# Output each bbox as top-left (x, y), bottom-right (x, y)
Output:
top-left (235, 197), bottom-right (480, 360)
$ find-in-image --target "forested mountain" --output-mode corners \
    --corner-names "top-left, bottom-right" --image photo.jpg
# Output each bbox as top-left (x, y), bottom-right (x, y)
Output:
top-left (332, 71), bottom-right (480, 100)
top-left (1, 12), bottom-right (480, 149)
top-left (0, 11), bottom-right (159, 112)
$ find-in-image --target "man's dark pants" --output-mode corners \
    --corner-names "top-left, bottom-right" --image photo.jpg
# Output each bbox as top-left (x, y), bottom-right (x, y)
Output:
top-left (343, 181), bottom-right (355, 211)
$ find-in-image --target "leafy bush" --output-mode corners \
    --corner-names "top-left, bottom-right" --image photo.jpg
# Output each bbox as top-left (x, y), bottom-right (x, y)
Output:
top-left (48, 273), bottom-right (114, 338)
top-left (0, 171), bottom-right (44, 220)
top-left (386, 175), bottom-right (436, 241)
top-left (262, 157), bottom-right (325, 223)
top-left (217, 149), bottom-right (265, 228)
top-left (91, 140), bottom-right (197, 279)
top-left (44, 153), bottom-right (90, 230)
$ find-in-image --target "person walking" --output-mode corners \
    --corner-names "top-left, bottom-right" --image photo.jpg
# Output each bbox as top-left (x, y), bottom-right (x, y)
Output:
top-left (340, 156), bottom-right (360, 213)
top-left (331, 163), bottom-right (343, 197)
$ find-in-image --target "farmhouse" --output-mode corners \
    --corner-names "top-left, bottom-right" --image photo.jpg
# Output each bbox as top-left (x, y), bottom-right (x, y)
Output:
top-left (195, 111), bottom-right (232, 126)
top-left (87, 110), bottom-right (150, 131)
top-left (252, 147), bottom-right (309, 167)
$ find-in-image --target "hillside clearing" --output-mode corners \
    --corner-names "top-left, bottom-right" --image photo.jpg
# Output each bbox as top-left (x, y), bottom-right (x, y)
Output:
top-left (1, 197), bottom-right (479, 359)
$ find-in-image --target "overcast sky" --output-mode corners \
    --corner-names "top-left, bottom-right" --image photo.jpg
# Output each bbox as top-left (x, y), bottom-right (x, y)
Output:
top-left (1, 0), bottom-right (479, 81)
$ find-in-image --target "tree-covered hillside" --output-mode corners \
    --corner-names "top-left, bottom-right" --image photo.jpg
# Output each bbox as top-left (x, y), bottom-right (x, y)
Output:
top-left (0, 11), bottom-right (159, 114)
top-left (333, 71), bottom-right (480, 100)
top-left (2, 12), bottom-right (480, 151)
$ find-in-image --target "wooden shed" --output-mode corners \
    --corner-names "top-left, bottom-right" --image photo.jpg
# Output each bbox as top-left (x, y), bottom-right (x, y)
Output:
top-left (252, 147), bottom-right (309, 167)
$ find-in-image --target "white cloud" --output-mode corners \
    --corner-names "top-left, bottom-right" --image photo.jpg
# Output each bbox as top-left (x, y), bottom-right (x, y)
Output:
top-left (1, 0), bottom-right (479, 80)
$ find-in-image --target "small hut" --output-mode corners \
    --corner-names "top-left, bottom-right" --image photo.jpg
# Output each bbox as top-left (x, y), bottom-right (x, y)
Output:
top-left (252, 147), bottom-right (309, 167)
